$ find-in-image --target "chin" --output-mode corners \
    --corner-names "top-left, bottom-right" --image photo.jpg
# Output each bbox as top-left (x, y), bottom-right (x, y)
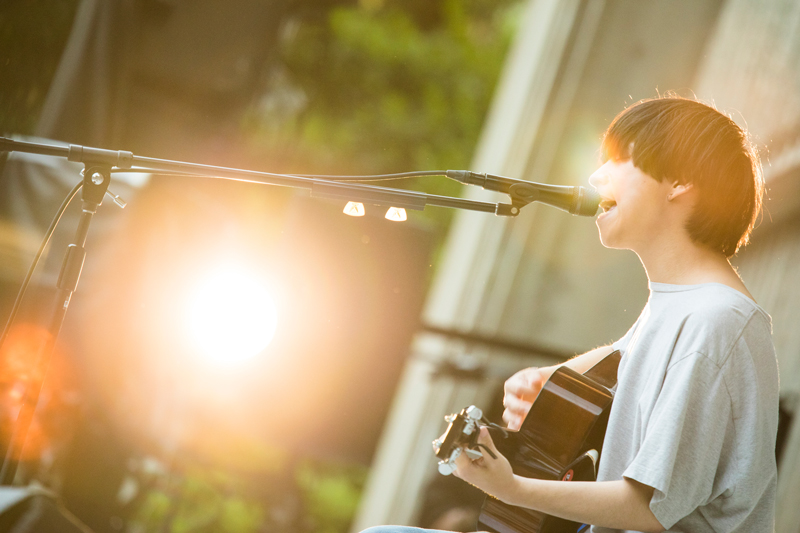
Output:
top-left (597, 230), bottom-right (625, 250)
top-left (596, 227), bottom-right (613, 248)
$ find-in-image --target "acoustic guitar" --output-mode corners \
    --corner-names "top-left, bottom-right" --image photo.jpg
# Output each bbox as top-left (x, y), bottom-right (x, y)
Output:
top-left (433, 350), bottom-right (621, 533)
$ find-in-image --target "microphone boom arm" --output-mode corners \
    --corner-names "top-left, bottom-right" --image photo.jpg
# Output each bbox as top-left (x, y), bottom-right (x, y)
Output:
top-left (0, 137), bottom-right (599, 217)
top-left (0, 137), bottom-right (523, 217)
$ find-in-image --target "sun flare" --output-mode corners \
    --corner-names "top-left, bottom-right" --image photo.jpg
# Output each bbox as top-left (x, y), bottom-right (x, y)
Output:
top-left (186, 267), bottom-right (278, 365)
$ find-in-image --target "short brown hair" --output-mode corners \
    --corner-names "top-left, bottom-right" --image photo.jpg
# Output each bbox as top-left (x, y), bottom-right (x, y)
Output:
top-left (602, 96), bottom-right (763, 257)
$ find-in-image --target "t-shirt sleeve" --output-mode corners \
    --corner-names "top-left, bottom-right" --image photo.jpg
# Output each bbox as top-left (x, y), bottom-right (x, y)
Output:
top-left (621, 352), bottom-right (732, 530)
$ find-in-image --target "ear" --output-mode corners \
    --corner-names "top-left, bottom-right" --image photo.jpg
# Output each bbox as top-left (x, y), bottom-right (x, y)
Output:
top-left (668, 181), bottom-right (693, 201)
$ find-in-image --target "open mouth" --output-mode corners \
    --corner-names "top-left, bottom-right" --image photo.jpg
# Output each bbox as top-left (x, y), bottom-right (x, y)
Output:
top-left (599, 198), bottom-right (617, 213)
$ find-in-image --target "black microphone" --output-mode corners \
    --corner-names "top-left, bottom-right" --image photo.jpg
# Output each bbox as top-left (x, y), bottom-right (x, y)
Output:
top-left (446, 170), bottom-right (600, 216)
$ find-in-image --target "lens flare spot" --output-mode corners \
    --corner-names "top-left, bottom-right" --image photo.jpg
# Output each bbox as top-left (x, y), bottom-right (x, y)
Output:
top-left (186, 268), bottom-right (278, 365)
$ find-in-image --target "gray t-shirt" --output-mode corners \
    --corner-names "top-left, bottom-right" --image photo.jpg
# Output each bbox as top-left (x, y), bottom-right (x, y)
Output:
top-left (593, 282), bottom-right (779, 533)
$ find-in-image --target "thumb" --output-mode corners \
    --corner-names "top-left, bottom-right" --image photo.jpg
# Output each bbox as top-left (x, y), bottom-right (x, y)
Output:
top-left (477, 427), bottom-right (500, 457)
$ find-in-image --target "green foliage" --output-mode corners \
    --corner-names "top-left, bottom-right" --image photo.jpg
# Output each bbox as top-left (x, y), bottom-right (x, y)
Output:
top-left (129, 458), bottom-right (367, 533)
top-left (295, 459), bottom-right (368, 533)
top-left (243, 0), bottom-right (521, 217)
top-left (132, 467), bottom-right (266, 533)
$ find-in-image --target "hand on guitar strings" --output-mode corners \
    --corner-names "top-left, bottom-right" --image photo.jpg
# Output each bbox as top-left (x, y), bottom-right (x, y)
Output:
top-left (502, 366), bottom-right (552, 430)
top-left (453, 426), bottom-right (517, 504)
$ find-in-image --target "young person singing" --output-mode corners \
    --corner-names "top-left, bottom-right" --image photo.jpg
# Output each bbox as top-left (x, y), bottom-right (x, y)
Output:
top-left (363, 95), bottom-right (779, 533)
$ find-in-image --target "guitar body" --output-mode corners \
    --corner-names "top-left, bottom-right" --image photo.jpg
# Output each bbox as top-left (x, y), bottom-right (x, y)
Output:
top-left (477, 351), bottom-right (621, 533)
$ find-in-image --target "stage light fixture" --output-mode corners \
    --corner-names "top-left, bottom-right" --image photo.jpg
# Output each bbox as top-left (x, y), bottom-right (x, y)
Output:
top-left (343, 201), bottom-right (365, 217)
top-left (385, 207), bottom-right (407, 221)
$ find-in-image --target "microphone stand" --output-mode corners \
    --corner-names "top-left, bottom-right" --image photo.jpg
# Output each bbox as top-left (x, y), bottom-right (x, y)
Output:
top-left (0, 136), bottom-right (595, 485)
top-left (0, 151), bottom-right (111, 485)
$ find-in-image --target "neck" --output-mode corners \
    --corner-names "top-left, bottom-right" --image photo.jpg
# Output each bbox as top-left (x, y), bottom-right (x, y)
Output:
top-left (634, 236), bottom-right (753, 299)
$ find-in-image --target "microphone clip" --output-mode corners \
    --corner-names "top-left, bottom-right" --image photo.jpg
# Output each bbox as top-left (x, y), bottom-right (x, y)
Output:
top-left (508, 182), bottom-right (541, 208)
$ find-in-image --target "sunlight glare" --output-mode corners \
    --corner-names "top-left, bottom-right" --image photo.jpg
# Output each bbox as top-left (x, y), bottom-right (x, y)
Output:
top-left (186, 267), bottom-right (278, 365)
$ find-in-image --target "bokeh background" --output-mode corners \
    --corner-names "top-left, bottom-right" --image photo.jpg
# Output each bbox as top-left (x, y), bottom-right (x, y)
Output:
top-left (0, 1), bottom-right (519, 532)
top-left (2, 1), bottom-right (800, 533)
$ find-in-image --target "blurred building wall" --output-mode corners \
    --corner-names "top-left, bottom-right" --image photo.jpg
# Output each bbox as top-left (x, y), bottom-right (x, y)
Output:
top-left (694, 1), bottom-right (800, 530)
top-left (354, 0), bottom-right (800, 531)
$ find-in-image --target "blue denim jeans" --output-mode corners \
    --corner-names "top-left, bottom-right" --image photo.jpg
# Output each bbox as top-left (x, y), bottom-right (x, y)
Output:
top-left (361, 526), bottom-right (450, 533)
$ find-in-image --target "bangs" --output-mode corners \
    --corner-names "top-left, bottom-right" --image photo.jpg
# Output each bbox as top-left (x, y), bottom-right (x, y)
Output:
top-left (601, 128), bottom-right (633, 163)
top-left (601, 98), bottom-right (699, 183)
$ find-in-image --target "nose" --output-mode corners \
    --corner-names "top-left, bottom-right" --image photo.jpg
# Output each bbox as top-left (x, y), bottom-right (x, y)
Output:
top-left (588, 164), bottom-right (609, 190)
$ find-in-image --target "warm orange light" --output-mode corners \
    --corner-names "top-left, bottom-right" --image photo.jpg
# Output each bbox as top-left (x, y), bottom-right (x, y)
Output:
top-left (0, 323), bottom-right (77, 462)
top-left (344, 202), bottom-right (365, 217)
top-left (385, 207), bottom-right (407, 221)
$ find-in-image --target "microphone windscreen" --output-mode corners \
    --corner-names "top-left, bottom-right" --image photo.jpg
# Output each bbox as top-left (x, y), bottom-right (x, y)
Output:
top-left (574, 187), bottom-right (600, 216)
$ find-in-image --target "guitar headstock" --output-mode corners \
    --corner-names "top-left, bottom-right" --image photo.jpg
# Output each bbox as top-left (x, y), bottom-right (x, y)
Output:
top-left (432, 405), bottom-right (487, 475)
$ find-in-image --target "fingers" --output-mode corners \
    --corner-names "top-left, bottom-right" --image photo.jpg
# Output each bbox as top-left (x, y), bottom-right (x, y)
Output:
top-left (503, 368), bottom-right (543, 399)
top-left (502, 400), bottom-right (531, 430)
top-left (452, 446), bottom-right (475, 478)
top-left (477, 426), bottom-right (498, 453)
top-left (502, 393), bottom-right (532, 415)
top-left (453, 427), bottom-right (495, 478)
top-left (502, 386), bottom-right (533, 429)
top-left (502, 411), bottom-right (523, 431)
top-left (502, 367), bottom-right (548, 429)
